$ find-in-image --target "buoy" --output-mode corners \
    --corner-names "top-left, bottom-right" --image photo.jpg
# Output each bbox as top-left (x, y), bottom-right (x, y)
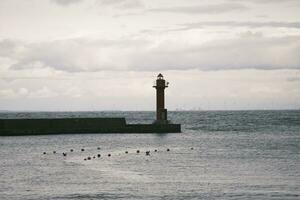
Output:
top-left (154, 149), bottom-right (157, 152)
top-left (97, 154), bottom-right (101, 158)
top-left (97, 147), bottom-right (101, 150)
top-left (84, 158), bottom-right (87, 161)
top-left (146, 151), bottom-right (150, 156)
top-left (93, 156), bottom-right (95, 159)
top-left (125, 151), bottom-right (128, 154)
top-left (167, 148), bottom-right (170, 152)
top-left (63, 153), bottom-right (67, 156)
top-left (43, 152), bottom-right (46, 155)
top-left (190, 147), bottom-right (194, 150)
top-left (81, 149), bottom-right (84, 152)
top-left (108, 154), bottom-right (111, 157)
top-left (136, 150), bottom-right (140, 153)
top-left (53, 151), bottom-right (56, 154)
top-left (70, 149), bottom-right (74, 152)
top-left (87, 157), bottom-right (91, 160)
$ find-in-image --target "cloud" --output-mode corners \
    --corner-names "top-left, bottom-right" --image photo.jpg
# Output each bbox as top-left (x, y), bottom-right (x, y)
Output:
top-left (149, 3), bottom-right (248, 14)
top-left (149, 21), bottom-right (300, 34)
top-left (227, 0), bottom-right (300, 7)
top-left (180, 21), bottom-right (300, 30)
top-left (0, 39), bottom-right (19, 57)
top-left (94, 0), bottom-right (144, 9)
top-left (1, 33), bottom-right (299, 73)
top-left (229, 0), bottom-right (299, 4)
top-left (287, 77), bottom-right (300, 82)
top-left (129, 33), bottom-right (300, 71)
top-left (0, 88), bottom-right (19, 98)
top-left (50, 0), bottom-right (143, 8)
top-left (0, 87), bottom-right (57, 99)
top-left (0, 38), bottom-right (150, 72)
top-left (51, 0), bottom-right (84, 6)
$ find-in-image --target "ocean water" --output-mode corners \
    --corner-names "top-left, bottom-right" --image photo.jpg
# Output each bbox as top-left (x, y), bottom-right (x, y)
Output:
top-left (0, 110), bottom-right (299, 200)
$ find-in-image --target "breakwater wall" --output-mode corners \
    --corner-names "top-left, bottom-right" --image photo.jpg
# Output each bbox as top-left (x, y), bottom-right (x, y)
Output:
top-left (0, 118), bottom-right (181, 136)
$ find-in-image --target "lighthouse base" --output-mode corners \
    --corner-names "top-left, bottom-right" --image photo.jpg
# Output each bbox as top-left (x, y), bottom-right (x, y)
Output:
top-left (153, 120), bottom-right (170, 125)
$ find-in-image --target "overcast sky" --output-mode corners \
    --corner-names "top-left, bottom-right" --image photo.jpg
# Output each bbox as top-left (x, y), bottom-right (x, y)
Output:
top-left (0, 0), bottom-right (299, 111)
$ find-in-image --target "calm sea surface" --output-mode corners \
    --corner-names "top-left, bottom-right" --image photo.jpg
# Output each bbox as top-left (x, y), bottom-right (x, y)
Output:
top-left (0, 111), bottom-right (299, 200)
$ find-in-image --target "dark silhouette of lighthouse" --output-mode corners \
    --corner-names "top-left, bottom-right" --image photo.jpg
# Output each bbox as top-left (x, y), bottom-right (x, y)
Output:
top-left (153, 73), bottom-right (169, 124)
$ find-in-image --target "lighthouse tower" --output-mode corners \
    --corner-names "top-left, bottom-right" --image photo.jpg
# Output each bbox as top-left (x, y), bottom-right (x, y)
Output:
top-left (153, 73), bottom-right (169, 124)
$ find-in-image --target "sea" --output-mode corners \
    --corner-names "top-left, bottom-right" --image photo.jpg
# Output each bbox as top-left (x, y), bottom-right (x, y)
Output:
top-left (0, 110), bottom-right (299, 200)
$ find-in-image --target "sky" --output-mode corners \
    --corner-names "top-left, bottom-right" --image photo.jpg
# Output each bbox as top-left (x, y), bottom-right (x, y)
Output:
top-left (0, 0), bottom-right (299, 111)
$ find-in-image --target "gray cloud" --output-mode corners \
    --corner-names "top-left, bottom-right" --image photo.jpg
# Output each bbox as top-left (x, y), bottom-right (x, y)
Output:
top-left (1, 34), bottom-right (299, 73)
top-left (95, 0), bottom-right (143, 9)
top-left (50, 0), bottom-right (143, 8)
top-left (149, 3), bottom-right (248, 14)
top-left (179, 21), bottom-right (300, 30)
top-left (141, 21), bottom-right (300, 34)
top-left (0, 38), bottom-right (149, 72)
top-left (287, 77), bottom-right (300, 82)
top-left (51, 0), bottom-right (84, 6)
top-left (129, 34), bottom-right (300, 71)
top-left (0, 39), bottom-right (18, 57)
top-left (228, 0), bottom-right (300, 8)
top-left (229, 0), bottom-right (299, 4)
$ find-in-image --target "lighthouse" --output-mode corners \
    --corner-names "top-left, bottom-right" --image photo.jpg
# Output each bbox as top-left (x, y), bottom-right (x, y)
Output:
top-left (153, 73), bottom-right (169, 124)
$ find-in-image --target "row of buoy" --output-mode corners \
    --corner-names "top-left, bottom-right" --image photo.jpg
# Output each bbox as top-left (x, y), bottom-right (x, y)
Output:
top-left (83, 148), bottom-right (172, 161)
top-left (43, 147), bottom-right (195, 159)
top-left (43, 147), bottom-right (103, 155)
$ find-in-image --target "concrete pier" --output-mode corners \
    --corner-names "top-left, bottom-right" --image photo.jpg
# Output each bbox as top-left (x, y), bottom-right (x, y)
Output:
top-left (0, 117), bottom-right (181, 136)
